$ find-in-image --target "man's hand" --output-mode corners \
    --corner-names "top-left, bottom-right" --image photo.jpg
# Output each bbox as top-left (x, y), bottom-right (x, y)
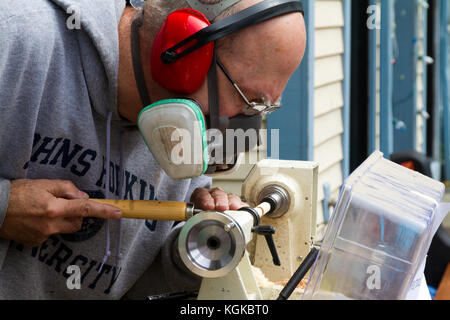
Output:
top-left (190, 187), bottom-right (247, 212)
top-left (0, 179), bottom-right (122, 247)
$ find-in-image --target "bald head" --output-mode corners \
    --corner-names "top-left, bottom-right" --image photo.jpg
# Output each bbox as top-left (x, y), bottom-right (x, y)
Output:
top-left (138, 0), bottom-right (306, 118)
top-left (212, 0), bottom-right (306, 117)
top-left (217, 0), bottom-right (306, 70)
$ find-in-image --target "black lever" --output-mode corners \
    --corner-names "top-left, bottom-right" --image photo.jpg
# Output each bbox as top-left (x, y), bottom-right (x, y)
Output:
top-left (251, 225), bottom-right (281, 266)
top-left (277, 247), bottom-right (319, 300)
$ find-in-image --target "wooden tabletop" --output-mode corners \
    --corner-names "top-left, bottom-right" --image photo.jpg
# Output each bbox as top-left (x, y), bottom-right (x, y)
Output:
top-left (435, 263), bottom-right (450, 300)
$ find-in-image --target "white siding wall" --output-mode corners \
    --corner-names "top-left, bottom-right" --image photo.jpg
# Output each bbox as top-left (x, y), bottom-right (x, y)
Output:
top-left (314, 0), bottom-right (345, 230)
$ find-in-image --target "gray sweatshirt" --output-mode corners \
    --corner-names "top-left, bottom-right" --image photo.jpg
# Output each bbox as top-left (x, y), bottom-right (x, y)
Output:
top-left (0, 0), bottom-right (209, 299)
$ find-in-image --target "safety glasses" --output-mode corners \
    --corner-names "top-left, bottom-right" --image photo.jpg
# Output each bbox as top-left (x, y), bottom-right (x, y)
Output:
top-left (216, 59), bottom-right (282, 116)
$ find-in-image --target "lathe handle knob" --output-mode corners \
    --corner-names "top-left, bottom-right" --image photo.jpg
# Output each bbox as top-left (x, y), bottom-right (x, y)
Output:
top-left (251, 225), bottom-right (281, 266)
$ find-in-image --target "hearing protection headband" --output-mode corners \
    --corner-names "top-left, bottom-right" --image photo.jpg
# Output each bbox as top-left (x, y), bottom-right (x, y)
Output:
top-left (161, 0), bottom-right (304, 65)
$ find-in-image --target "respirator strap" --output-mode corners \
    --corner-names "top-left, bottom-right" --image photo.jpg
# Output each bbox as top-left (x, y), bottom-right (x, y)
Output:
top-left (207, 52), bottom-right (229, 132)
top-left (131, 15), bottom-right (152, 108)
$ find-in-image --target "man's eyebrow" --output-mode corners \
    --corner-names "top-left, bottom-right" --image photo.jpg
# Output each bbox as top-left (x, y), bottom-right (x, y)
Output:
top-left (238, 84), bottom-right (268, 101)
top-left (254, 93), bottom-right (282, 107)
top-left (231, 76), bottom-right (281, 105)
top-left (235, 83), bottom-right (260, 100)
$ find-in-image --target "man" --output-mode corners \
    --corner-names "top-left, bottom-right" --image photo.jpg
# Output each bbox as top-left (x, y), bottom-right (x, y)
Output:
top-left (0, 0), bottom-right (306, 299)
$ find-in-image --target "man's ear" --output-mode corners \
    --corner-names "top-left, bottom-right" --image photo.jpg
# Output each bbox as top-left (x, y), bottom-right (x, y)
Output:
top-left (150, 9), bottom-right (214, 94)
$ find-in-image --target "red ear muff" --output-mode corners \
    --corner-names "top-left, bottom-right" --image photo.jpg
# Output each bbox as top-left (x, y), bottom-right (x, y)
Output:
top-left (151, 9), bottom-right (214, 94)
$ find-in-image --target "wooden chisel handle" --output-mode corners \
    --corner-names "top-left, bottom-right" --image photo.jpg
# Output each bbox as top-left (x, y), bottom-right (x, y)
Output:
top-left (90, 199), bottom-right (195, 221)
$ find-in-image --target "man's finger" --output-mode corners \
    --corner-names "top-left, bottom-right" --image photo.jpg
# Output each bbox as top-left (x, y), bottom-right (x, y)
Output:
top-left (227, 194), bottom-right (245, 211)
top-left (46, 180), bottom-right (88, 200)
top-left (211, 187), bottom-right (229, 212)
top-left (57, 217), bottom-right (84, 234)
top-left (190, 188), bottom-right (215, 210)
top-left (48, 198), bottom-right (122, 219)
